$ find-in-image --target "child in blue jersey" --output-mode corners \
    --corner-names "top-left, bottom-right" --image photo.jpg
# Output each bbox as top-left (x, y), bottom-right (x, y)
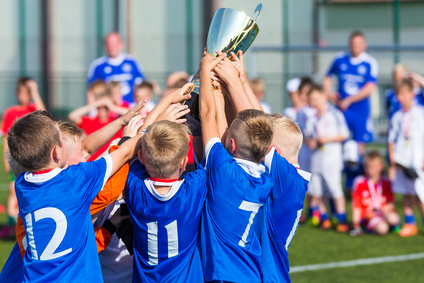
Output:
top-left (259, 114), bottom-right (311, 283)
top-left (124, 84), bottom-right (207, 282)
top-left (8, 110), bottom-right (143, 282)
top-left (198, 52), bottom-right (274, 283)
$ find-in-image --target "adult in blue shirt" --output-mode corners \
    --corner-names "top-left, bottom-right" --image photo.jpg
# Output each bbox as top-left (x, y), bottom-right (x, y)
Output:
top-left (88, 32), bottom-right (144, 103)
top-left (324, 31), bottom-right (378, 155)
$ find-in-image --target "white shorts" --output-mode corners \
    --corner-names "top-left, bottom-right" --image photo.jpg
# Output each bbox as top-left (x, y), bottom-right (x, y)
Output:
top-left (308, 170), bottom-right (344, 198)
top-left (392, 166), bottom-right (416, 195)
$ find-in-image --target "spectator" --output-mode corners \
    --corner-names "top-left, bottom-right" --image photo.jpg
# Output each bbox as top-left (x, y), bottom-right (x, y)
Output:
top-left (324, 30), bottom-right (378, 155)
top-left (250, 78), bottom-right (272, 113)
top-left (1, 77), bottom-right (45, 238)
top-left (133, 82), bottom-right (156, 116)
top-left (283, 78), bottom-right (301, 120)
top-left (87, 32), bottom-right (144, 104)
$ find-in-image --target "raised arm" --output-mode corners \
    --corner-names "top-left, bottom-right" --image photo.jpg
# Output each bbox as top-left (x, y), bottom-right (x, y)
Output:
top-left (27, 80), bottom-right (46, 111)
top-left (137, 83), bottom-right (193, 134)
top-left (82, 101), bottom-right (145, 157)
top-left (200, 52), bottom-right (227, 147)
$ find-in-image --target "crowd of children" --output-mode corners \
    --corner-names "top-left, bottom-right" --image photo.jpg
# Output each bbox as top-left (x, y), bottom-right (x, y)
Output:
top-left (1, 30), bottom-right (424, 282)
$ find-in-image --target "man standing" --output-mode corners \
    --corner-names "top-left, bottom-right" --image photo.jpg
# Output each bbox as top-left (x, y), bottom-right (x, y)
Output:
top-left (324, 31), bottom-right (378, 154)
top-left (88, 32), bottom-right (144, 103)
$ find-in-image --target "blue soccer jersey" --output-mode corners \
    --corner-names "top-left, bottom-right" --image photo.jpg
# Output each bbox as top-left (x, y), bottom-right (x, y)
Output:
top-left (327, 52), bottom-right (378, 115)
top-left (87, 53), bottom-right (144, 103)
top-left (15, 156), bottom-right (113, 282)
top-left (199, 138), bottom-right (273, 282)
top-left (0, 243), bottom-right (24, 282)
top-left (125, 160), bottom-right (207, 283)
top-left (260, 148), bottom-right (311, 283)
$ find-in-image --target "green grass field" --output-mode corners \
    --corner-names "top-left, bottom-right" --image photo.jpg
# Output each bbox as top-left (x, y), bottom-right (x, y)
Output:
top-left (0, 136), bottom-right (423, 281)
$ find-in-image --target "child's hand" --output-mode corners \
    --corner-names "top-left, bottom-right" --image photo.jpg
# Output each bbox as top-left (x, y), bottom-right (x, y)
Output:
top-left (166, 83), bottom-right (194, 104)
top-left (214, 55), bottom-right (240, 85)
top-left (156, 103), bottom-right (190, 124)
top-left (388, 165), bottom-right (396, 181)
top-left (123, 115), bottom-right (144, 137)
top-left (230, 51), bottom-right (248, 83)
top-left (121, 100), bottom-right (147, 125)
top-left (26, 80), bottom-right (39, 96)
top-left (200, 51), bottom-right (226, 74)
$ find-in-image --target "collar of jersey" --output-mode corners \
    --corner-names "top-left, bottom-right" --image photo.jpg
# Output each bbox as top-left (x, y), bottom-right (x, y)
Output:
top-left (107, 53), bottom-right (125, 66)
top-left (234, 158), bottom-right (265, 178)
top-left (349, 52), bottom-right (367, 65)
top-left (24, 168), bottom-right (64, 183)
top-left (144, 178), bottom-right (185, 201)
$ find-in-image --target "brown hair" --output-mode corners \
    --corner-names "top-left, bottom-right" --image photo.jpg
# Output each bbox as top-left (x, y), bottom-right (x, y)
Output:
top-left (58, 121), bottom-right (85, 143)
top-left (141, 120), bottom-right (191, 178)
top-left (135, 82), bottom-right (154, 92)
top-left (298, 76), bottom-right (314, 93)
top-left (249, 78), bottom-right (265, 94)
top-left (363, 150), bottom-right (383, 165)
top-left (394, 79), bottom-right (414, 94)
top-left (349, 30), bottom-right (365, 41)
top-left (269, 114), bottom-right (303, 159)
top-left (107, 81), bottom-right (121, 90)
top-left (15, 76), bottom-right (32, 92)
top-left (228, 109), bottom-right (273, 163)
top-left (307, 83), bottom-right (324, 97)
top-left (8, 110), bottom-right (62, 171)
top-left (88, 80), bottom-right (107, 94)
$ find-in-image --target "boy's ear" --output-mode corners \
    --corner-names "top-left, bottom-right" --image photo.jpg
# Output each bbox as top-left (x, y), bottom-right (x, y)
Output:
top-left (137, 149), bottom-right (144, 164)
top-left (180, 156), bottom-right (188, 172)
top-left (52, 144), bottom-right (61, 164)
top-left (230, 138), bottom-right (237, 155)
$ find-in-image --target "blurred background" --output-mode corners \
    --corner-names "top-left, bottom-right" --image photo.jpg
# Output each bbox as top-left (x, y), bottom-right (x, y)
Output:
top-left (0, 0), bottom-right (423, 142)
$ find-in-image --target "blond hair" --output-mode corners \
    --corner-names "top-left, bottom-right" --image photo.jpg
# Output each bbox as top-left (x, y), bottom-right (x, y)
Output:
top-left (8, 110), bottom-right (62, 171)
top-left (249, 78), bottom-right (265, 95)
top-left (141, 121), bottom-right (191, 178)
top-left (228, 109), bottom-right (273, 163)
top-left (394, 79), bottom-right (413, 94)
top-left (270, 114), bottom-right (303, 160)
top-left (59, 121), bottom-right (85, 143)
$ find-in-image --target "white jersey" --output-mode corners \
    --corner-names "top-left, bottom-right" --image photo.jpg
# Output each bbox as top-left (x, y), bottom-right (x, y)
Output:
top-left (261, 101), bottom-right (272, 114)
top-left (309, 104), bottom-right (349, 173)
top-left (388, 104), bottom-right (424, 170)
top-left (296, 106), bottom-right (317, 172)
top-left (283, 106), bottom-right (297, 121)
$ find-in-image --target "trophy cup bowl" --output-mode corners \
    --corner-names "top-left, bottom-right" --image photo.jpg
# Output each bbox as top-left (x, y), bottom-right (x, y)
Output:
top-left (186, 4), bottom-right (262, 130)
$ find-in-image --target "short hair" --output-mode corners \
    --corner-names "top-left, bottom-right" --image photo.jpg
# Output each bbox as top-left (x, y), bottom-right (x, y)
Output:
top-left (250, 78), bottom-right (265, 94)
top-left (298, 76), bottom-right (314, 93)
top-left (88, 80), bottom-right (107, 94)
top-left (135, 81), bottom-right (154, 92)
top-left (393, 63), bottom-right (408, 77)
top-left (8, 110), bottom-right (62, 172)
top-left (172, 78), bottom-right (189, 89)
top-left (107, 81), bottom-right (121, 90)
top-left (58, 121), bottom-right (85, 143)
top-left (6, 151), bottom-right (28, 178)
top-left (141, 121), bottom-right (191, 178)
top-left (16, 76), bottom-right (32, 92)
top-left (349, 30), bottom-right (365, 41)
top-left (228, 109), bottom-right (273, 163)
top-left (307, 83), bottom-right (324, 97)
top-left (394, 79), bottom-right (414, 94)
top-left (269, 114), bottom-right (303, 159)
top-left (363, 150), bottom-right (383, 165)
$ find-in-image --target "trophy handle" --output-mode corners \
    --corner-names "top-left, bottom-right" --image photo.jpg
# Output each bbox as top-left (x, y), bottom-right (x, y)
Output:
top-left (254, 3), bottom-right (263, 22)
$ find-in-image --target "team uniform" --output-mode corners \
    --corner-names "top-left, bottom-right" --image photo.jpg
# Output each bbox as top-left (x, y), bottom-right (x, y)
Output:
top-left (15, 156), bottom-right (113, 282)
top-left (260, 147), bottom-right (311, 283)
top-left (352, 176), bottom-right (394, 232)
top-left (385, 88), bottom-right (424, 119)
top-left (199, 138), bottom-right (273, 282)
top-left (388, 104), bottom-right (424, 195)
top-left (88, 53), bottom-right (144, 103)
top-left (308, 104), bottom-right (349, 198)
top-left (283, 106), bottom-right (298, 121)
top-left (260, 101), bottom-right (272, 114)
top-left (296, 106), bottom-right (317, 173)
top-left (125, 160), bottom-right (207, 282)
top-left (0, 243), bottom-right (24, 282)
top-left (326, 52), bottom-right (378, 143)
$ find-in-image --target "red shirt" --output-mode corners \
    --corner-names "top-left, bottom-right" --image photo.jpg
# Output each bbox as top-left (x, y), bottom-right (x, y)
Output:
top-left (78, 116), bottom-right (123, 161)
top-left (352, 176), bottom-right (394, 219)
top-left (2, 104), bottom-right (36, 135)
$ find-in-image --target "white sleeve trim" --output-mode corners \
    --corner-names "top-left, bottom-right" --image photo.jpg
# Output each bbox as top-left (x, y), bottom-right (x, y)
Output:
top-left (297, 169), bottom-right (311, 182)
top-left (264, 147), bottom-right (276, 174)
top-left (101, 155), bottom-right (113, 189)
top-left (205, 137), bottom-right (221, 169)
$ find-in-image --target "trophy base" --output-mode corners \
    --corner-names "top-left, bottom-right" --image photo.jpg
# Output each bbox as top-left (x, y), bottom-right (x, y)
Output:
top-left (184, 79), bottom-right (201, 136)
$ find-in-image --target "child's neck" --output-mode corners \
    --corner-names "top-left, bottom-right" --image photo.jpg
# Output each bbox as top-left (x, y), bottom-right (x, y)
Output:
top-left (151, 172), bottom-right (181, 195)
top-left (402, 102), bottom-right (413, 111)
top-left (369, 175), bottom-right (380, 184)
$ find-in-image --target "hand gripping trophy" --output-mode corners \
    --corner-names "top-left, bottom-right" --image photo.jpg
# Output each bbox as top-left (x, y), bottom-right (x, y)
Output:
top-left (185, 4), bottom-right (263, 129)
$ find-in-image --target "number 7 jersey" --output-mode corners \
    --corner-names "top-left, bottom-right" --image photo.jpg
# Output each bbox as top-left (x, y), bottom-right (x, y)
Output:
top-left (199, 139), bottom-right (273, 282)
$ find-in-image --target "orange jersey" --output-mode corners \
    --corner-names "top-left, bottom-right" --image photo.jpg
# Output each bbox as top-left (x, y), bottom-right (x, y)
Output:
top-left (352, 176), bottom-right (394, 219)
top-left (16, 145), bottom-right (129, 257)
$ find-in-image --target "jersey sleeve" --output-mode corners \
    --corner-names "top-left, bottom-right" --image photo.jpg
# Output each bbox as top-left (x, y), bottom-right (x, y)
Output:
top-left (87, 60), bottom-right (102, 85)
top-left (90, 145), bottom-right (129, 215)
top-left (365, 57), bottom-right (378, 84)
top-left (94, 226), bottom-right (113, 253)
top-left (132, 58), bottom-right (145, 84)
top-left (326, 57), bottom-right (339, 77)
top-left (335, 110), bottom-right (350, 139)
top-left (351, 176), bottom-right (364, 209)
top-left (264, 148), bottom-right (297, 198)
top-left (71, 155), bottom-right (113, 203)
top-left (204, 137), bottom-right (232, 171)
top-left (388, 113), bottom-right (400, 143)
top-left (125, 160), bottom-right (149, 210)
top-left (1, 108), bottom-right (14, 135)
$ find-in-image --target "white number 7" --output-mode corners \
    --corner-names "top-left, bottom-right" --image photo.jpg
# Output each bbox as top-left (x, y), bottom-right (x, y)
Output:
top-left (238, 201), bottom-right (262, 247)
